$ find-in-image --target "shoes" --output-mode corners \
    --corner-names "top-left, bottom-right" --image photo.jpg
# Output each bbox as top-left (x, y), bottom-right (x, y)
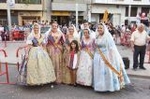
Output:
top-left (132, 68), bottom-right (137, 71)
top-left (73, 84), bottom-right (77, 87)
top-left (139, 67), bottom-right (146, 70)
top-left (51, 85), bottom-right (54, 88)
top-left (72, 83), bottom-right (77, 87)
top-left (133, 67), bottom-right (146, 70)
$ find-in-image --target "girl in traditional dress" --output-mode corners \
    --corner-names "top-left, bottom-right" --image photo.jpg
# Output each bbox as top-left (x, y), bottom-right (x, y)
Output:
top-left (76, 29), bottom-right (94, 86)
top-left (62, 25), bottom-right (79, 84)
top-left (18, 23), bottom-right (56, 86)
top-left (44, 21), bottom-right (65, 84)
top-left (68, 40), bottom-right (80, 86)
top-left (93, 23), bottom-right (130, 92)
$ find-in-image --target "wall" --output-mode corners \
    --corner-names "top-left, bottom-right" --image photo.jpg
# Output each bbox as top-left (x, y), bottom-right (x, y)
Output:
top-left (93, 0), bottom-right (150, 5)
top-left (91, 14), bottom-right (99, 23)
top-left (52, 3), bottom-right (86, 11)
top-left (18, 11), bottom-right (42, 25)
top-left (0, 3), bottom-right (42, 11)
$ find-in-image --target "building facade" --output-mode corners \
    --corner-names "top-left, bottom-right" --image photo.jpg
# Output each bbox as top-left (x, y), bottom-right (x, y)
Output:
top-left (91, 0), bottom-right (150, 26)
top-left (0, 0), bottom-right (87, 26)
top-left (51, 0), bottom-right (87, 25)
top-left (0, 0), bottom-right (150, 26)
top-left (0, 0), bottom-right (47, 25)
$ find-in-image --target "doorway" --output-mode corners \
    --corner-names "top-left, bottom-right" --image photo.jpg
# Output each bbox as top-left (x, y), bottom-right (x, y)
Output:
top-left (22, 16), bottom-right (40, 25)
top-left (52, 16), bottom-right (69, 26)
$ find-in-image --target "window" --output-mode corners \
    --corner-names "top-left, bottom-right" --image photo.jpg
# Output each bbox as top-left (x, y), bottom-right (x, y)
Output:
top-left (131, 7), bottom-right (138, 17)
top-left (0, 17), bottom-right (7, 26)
top-left (15, 0), bottom-right (41, 4)
top-left (141, 7), bottom-right (149, 15)
top-left (125, 7), bottom-right (137, 17)
top-left (0, 0), bottom-right (5, 3)
top-left (125, 7), bottom-right (129, 16)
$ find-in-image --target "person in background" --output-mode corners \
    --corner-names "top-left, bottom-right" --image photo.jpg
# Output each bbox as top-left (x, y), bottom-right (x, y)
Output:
top-left (131, 23), bottom-right (137, 33)
top-left (147, 23), bottom-right (150, 63)
top-left (0, 24), bottom-right (4, 41)
top-left (131, 23), bottom-right (150, 70)
top-left (62, 24), bottom-right (68, 35)
top-left (79, 20), bottom-right (96, 40)
top-left (147, 35), bottom-right (150, 63)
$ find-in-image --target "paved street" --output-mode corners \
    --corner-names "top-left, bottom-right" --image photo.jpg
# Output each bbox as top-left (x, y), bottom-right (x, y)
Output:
top-left (0, 41), bottom-right (150, 99)
top-left (117, 45), bottom-right (150, 78)
top-left (0, 77), bottom-right (150, 99)
top-left (1, 0), bottom-right (150, 98)
top-left (1, 41), bottom-right (150, 78)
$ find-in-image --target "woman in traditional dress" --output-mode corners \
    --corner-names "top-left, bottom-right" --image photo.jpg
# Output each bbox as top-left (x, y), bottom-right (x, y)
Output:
top-left (93, 23), bottom-right (130, 92)
top-left (76, 29), bottom-right (94, 86)
top-left (19, 23), bottom-right (56, 85)
top-left (62, 24), bottom-right (79, 84)
top-left (44, 21), bottom-right (65, 84)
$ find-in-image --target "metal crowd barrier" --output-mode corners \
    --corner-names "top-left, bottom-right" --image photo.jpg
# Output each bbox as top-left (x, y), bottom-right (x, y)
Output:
top-left (16, 45), bottom-right (28, 71)
top-left (145, 51), bottom-right (150, 64)
top-left (0, 49), bottom-right (9, 84)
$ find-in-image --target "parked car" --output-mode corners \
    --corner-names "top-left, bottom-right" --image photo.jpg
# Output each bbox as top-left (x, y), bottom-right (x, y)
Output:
top-left (12, 30), bottom-right (24, 41)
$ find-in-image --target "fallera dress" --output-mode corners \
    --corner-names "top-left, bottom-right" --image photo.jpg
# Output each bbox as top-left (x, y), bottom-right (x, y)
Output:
top-left (76, 38), bottom-right (94, 86)
top-left (18, 35), bottom-right (56, 85)
top-left (46, 32), bottom-right (64, 83)
top-left (93, 33), bottom-right (130, 92)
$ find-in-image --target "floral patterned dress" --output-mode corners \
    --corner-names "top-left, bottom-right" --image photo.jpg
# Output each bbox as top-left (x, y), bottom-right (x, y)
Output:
top-left (46, 32), bottom-right (64, 83)
top-left (26, 35), bottom-right (56, 85)
top-left (62, 38), bottom-right (72, 84)
top-left (93, 35), bottom-right (130, 92)
top-left (76, 38), bottom-right (95, 86)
